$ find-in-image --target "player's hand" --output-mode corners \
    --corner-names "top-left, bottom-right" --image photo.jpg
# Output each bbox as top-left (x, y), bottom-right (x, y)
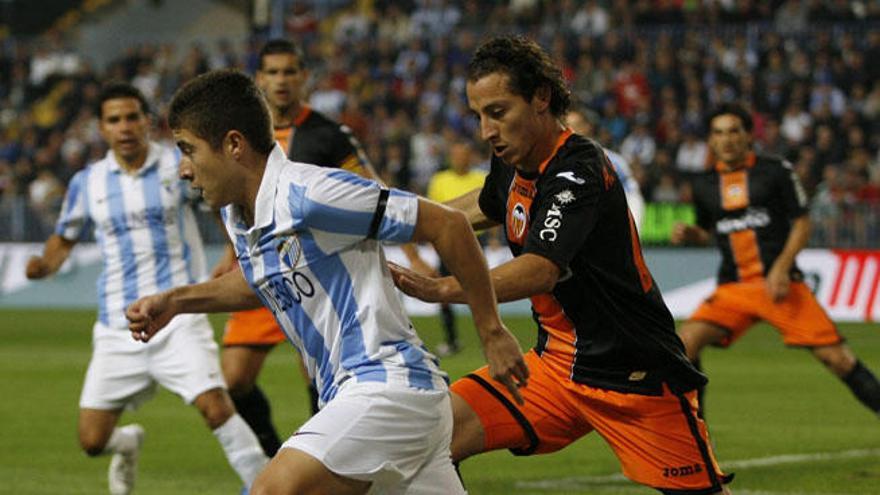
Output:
top-left (387, 262), bottom-right (449, 303)
top-left (670, 222), bottom-right (693, 245)
top-left (481, 324), bottom-right (529, 405)
top-left (765, 265), bottom-right (791, 302)
top-left (25, 256), bottom-right (50, 280)
top-left (408, 255), bottom-right (439, 278)
top-left (126, 292), bottom-right (177, 343)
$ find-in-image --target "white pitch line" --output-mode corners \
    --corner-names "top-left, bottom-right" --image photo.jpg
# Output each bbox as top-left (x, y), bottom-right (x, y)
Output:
top-left (515, 448), bottom-right (880, 492)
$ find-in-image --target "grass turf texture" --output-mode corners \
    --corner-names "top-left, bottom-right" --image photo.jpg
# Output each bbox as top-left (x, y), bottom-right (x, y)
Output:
top-left (1, 309), bottom-right (878, 494)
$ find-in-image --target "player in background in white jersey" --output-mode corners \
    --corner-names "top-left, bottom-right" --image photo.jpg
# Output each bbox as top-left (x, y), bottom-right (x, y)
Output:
top-left (565, 107), bottom-right (645, 231)
top-left (25, 83), bottom-right (267, 495)
top-left (126, 69), bottom-right (528, 495)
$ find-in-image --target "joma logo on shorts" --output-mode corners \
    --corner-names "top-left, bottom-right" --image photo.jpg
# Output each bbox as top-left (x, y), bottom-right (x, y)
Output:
top-left (663, 463), bottom-right (703, 477)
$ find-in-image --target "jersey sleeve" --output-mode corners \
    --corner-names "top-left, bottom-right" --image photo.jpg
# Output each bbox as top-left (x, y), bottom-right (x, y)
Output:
top-left (54, 170), bottom-right (92, 241)
top-left (777, 159), bottom-right (809, 219)
top-left (477, 158), bottom-right (508, 224)
top-left (522, 164), bottom-right (602, 269)
top-left (297, 169), bottom-right (418, 246)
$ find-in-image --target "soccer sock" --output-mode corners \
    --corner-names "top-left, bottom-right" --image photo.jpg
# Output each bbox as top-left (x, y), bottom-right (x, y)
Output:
top-left (441, 304), bottom-right (458, 347)
top-left (102, 425), bottom-right (141, 455)
top-left (232, 386), bottom-right (282, 457)
top-left (841, 360), bottom-right (880, 414)
top-left (213, 413), bottom-right (269, 488)
top-left (308, 384), bottom-right (320, 416)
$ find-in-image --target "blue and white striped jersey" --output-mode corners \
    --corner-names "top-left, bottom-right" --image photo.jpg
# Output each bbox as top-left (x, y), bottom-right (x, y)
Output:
top-left (55, 143), bottom-right (206, 328)
top-left (222, 145), bottom-right (448, 407)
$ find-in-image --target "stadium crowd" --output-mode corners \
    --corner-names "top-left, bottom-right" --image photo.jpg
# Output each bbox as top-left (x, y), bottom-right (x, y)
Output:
top-left (1, 0), bottom-right (878, 243)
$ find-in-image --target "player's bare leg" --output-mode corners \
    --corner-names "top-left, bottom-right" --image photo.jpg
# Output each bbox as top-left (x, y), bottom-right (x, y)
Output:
top-left (812, 343), bottom-right (880, 415)
top-left (449, 392), bottom-right (486, 462)
top-left (222, 345), bottom-right (283, 456)
top-left (78, 408), bottom-right (123, 456)
top-left (677, 320), bottom-right (728, 363)
top-left (251, 447), bottom-right (371, 495)
top-left (80, 408), bottom-right (144, 495)
top-left (193, 387), bottom-right (268, 487)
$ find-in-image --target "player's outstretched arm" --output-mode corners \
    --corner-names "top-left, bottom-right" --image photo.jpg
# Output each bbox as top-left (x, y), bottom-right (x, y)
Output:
top-left (408, 197), bottom-right (528, 403)
top-left (390, 252), bottom-right (559, 304)
top-left (445, 188), bottom-right (498, 231)
top-left (127, 268), bottom-right (262, 342)
top-left (25, 234), bottom-right (77, 280)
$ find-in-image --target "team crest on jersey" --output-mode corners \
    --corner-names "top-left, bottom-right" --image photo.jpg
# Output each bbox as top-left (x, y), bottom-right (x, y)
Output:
top-left (725, 184), bottom-right (744, 201)
top-left (555, 190), bottom-right (575, 204)
top-left (509, 203), bottom-right (528, 241)
top-left (277, 235), bottom-right (302, 272)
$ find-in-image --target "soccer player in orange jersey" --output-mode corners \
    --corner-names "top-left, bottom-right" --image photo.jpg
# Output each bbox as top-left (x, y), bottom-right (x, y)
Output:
top-left (391, 36), bottom-right (732, 494)
top-left (672, 102), bottom-right (880, 418)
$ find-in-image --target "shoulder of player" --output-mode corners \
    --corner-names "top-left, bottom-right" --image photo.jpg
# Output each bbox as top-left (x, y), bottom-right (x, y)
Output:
top-left (542, 135), bottom-right (606, 184)
top-left (753, 152), bottom-right (794, 177)
top-left (300, 108), bottom-right (346, 134)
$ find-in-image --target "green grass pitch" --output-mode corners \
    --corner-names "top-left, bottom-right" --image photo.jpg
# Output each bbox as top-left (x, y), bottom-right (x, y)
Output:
top-left (1, 309), bottom-right (878, 494)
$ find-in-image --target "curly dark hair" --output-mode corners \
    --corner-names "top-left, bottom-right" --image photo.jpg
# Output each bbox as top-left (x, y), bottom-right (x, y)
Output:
top-left (168, 69), bottom-right (275, 154)
top-left (467, 35), bottom-right (571, 118)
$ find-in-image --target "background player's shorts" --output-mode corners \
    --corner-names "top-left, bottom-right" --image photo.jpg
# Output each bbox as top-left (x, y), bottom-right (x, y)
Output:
top-left (79, 314), bottom-right (225, 410)
top-left (451, 351), bottom-right (731, 494)
top-left (281, 382), bottom-right (465, 495)
top-left (690, 280), bottom-right (842, 347)
top-left (222, 307), bottom-right (286, 346)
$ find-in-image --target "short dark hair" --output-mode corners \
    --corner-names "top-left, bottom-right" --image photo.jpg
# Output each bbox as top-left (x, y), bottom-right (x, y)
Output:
top-left (97, 82), bottom-right (149, 118)
top-left (258, 39), bottom-right (305, 70)
top-left (467, 35), bottom-right (571, 118)
top-left (706, 102), bottom-right (753, 133)
top-left (168, 69), bottom-right (275, 154)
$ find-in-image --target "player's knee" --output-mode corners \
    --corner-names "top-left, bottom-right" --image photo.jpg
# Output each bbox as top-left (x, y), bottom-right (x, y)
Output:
top-left (223, 372), bottom-right (255, 399)
top-left (194, 388), bottom-right (235, 429)
top-left (812, 345), bottom-right (856, 376)
top-left (79, 433), bottom-right (106, 457)
top-left (250, 470), bottom-right (305, 495)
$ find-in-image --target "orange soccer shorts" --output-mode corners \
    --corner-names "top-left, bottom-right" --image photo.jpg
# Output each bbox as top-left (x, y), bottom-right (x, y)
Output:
top-left (450, 350), bottom-right (731, 493)
top-left (222, 307), bottom-right (287, 346)
top-left (690, 280), bottom-right (842, 347)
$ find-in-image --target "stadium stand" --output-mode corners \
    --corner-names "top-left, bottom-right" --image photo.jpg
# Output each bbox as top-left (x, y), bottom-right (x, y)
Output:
top-left (1, 0), bottom-right (878, 246)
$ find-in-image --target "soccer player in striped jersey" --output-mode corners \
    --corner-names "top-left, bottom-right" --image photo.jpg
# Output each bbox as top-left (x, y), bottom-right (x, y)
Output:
top-left (672, 102), bottom-right (880, 417)
top-left (25, 83), bottom-right (267, 494)
top-left (217, 40), bottom-right (431, 456)
top-left (390, 36), bottom-right (732, 494)
top-left (126, 69), bottom-right (527, 494)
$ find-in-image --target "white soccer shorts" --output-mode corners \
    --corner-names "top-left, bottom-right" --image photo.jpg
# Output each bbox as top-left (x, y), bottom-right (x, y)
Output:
top-left (282, 381), bottom-right (466, 494)
top-left (79, 314), bottom-right (225, 410)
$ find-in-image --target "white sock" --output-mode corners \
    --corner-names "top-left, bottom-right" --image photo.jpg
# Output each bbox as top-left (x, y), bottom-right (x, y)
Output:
top-left (102, 425), bottom-right (140, 455)
top-left (213, 414), bottom-right (269, 487)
